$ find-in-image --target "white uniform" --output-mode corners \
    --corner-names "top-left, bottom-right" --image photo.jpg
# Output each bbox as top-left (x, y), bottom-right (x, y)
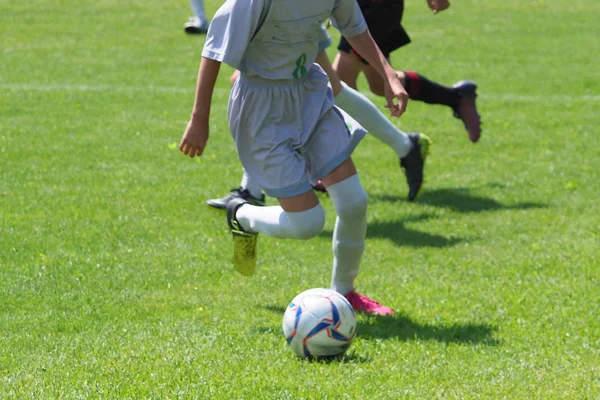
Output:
top-left (202, 0), bottom-right (367, 198)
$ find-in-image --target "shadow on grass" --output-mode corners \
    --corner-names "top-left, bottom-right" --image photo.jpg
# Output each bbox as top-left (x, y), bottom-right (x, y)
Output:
top-left (374, 187), bottom-right (545, 213)
top-left (261, 305), bottom-right (497, 346)
top-left (358, 312), bottom-right (498, 345)
top-left (319, 214), bottom-right (464, 248)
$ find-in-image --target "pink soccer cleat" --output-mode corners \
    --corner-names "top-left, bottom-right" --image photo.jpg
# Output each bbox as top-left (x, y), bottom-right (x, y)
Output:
top-left (345, 291), bottom-right (394, 316)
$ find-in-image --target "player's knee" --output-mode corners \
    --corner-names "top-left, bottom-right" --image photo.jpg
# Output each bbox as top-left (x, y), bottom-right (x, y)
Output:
top-left (287, 204), bottom-right (326, 239)
top-left (335, 185), bottom-right (368, 220)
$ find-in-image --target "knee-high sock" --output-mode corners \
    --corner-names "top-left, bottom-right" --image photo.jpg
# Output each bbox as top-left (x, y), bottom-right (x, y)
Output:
top-left (334, 82), bottom-right (413, 158)
top-left (239, 168), bottom-right (263, 199)
top-left (403, 71), bottom-right (460, 109)
top-left (189, 0), bottom-right (207, 23)
top-left (327, 174), bottom-right (368, 295)
top-left (236, 203), bottom-right (325, 239)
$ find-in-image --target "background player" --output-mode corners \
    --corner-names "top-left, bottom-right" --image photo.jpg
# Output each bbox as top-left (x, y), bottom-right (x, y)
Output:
top-left (333, 0), bottom-right (482, 143)
top-left (183, 0), bottom-right (210, 34)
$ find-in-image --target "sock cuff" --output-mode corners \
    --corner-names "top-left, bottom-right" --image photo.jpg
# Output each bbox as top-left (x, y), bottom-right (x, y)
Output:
top-left (334, 81), bottom-right (351, 103)
top-left (404, 71), bottom-right (421, 98)
top-left (327, 173), bottom-right (361, 195)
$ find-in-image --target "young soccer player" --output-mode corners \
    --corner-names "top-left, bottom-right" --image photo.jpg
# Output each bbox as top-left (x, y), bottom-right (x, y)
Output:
top-left (180, 0), bottom-right (409, 315)
top-left (333, 0), bottom-right (482, 143)
top-left (183, 0), bottom-right (209, 34)
top-left (206, 24), bottom-right (432, 210)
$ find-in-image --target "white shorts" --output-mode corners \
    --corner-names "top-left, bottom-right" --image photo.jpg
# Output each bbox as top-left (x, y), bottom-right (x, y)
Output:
top-left (228, 66), bottom-right (366, 198)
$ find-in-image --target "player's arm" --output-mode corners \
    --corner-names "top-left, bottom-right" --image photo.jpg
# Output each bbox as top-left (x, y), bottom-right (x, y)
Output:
top-left (180, 0), bottom-right (265, 158)
top-left (314, 26), bottom-right (342, 95)
top-left (180, 57), bottom-right (221, 158)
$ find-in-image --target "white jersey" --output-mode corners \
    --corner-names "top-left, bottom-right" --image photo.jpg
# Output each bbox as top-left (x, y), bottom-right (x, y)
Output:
top-left (202, 0), bottom-right (366, 80)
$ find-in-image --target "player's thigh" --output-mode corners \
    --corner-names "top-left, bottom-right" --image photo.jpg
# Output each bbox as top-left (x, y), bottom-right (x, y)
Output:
top-left (321, 158), bottom-right (358, 188)
top-left (362, 64), bottom-right (386, 97)
top-left (300, 105), bottom-right (364, 188)
top-left (277, 190), bottom-right (320, 213)
top-left (332, 51), bottom-right (362, 90)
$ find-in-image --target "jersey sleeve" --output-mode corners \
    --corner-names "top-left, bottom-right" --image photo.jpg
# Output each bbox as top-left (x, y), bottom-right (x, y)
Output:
top-left (202, 0), bottom-right (267, 69)
top-left (330, 0), bottom-right (367, 38)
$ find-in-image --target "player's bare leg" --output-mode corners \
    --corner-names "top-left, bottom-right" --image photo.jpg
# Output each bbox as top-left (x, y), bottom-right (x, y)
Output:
top-left (335, 49), bottom-right (481, 143)
top-left (332, 51), bottom-right (362, 91)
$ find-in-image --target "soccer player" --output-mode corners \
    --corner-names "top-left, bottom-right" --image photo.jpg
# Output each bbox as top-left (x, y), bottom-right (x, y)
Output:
top-left (333, 0), bottom-right (482, 143)
top-left (183, 0), bottom-right (209, 34)
top-left (180, 0), bottom-right (408, 315)
top-left (207, 25), bottom-right (432, 210)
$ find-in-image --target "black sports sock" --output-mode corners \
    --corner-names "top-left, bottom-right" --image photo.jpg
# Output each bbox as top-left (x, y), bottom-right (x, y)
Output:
top-left (403, 71), bottom-right (460, 109)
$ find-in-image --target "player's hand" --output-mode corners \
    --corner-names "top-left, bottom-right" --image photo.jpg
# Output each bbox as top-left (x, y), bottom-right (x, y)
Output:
top-left (179, 118), bottom-right (209, 158)
top-left (427, 0), bottom-right (450, 14)
top-left (384, 76), bottom-right (408, 117)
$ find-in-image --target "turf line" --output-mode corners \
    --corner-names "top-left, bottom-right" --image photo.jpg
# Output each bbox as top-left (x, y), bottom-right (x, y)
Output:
top-left (1, 82), bottom-right (598, 102)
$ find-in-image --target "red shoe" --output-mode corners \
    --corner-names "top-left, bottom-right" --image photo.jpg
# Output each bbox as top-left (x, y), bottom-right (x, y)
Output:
top-left (452, 80), bottom-right (482, 143)
top-left (345, 291), bottom-right (394, 316)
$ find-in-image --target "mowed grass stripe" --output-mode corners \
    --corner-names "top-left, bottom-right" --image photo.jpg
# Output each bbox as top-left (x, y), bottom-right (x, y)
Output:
top-left (1, 0), bottom-right (599, 398)
top-left (2, 82), bottom-right (600, 103)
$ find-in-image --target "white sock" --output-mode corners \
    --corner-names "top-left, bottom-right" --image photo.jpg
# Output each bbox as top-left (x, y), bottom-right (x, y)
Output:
top-left (327, 174), bottom-right (368, 295)
top-left (239, 169), bottom-right (263, 200)
top-left (189, 0), bottom-right (207, 24)
top-left (334, 82), bottom-right (413, 158)
top-left (236, 203), bottom-right (325, 239)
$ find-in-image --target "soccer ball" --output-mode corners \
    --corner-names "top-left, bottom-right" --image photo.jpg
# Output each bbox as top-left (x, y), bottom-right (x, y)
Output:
top-left (282, 288), bottom-right (356, 358)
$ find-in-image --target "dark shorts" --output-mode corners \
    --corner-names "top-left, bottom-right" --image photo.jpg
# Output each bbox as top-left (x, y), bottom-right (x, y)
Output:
top-left (338, 0), bottom-right (411, 64)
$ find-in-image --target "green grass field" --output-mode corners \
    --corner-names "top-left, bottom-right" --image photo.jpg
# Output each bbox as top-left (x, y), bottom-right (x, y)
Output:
top-left (1, 0), bottom-right (599, 398)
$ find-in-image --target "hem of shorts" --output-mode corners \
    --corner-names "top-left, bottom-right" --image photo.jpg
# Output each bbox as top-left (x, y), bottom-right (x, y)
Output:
top-left (311, 127), bottom-right (367, 182)
top-left (263, 181), bottom-right (314, 199)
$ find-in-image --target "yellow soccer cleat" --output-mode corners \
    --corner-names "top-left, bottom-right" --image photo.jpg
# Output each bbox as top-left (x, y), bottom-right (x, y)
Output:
top-left (226, 198), bottom-right (259, 276)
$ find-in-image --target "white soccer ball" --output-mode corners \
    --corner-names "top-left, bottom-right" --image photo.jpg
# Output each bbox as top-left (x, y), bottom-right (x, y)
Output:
top-left (282, 288), bottom-right (356, 358)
